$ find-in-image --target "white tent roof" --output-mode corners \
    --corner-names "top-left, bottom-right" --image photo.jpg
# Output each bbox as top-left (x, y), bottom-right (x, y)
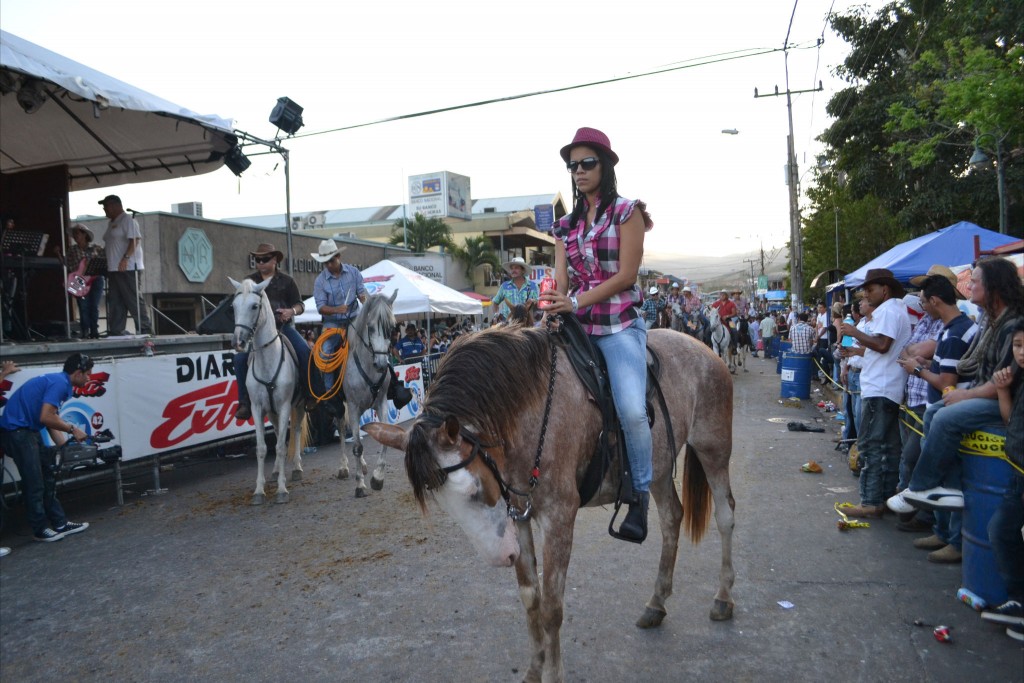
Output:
top-left (296, 260), bottom-right (483, 323)
top-left (1, 30), bottom-right (237, 190)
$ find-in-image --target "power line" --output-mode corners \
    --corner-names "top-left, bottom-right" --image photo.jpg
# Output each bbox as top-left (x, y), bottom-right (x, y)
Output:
top-left (290, 46), bottom-right (786, 141)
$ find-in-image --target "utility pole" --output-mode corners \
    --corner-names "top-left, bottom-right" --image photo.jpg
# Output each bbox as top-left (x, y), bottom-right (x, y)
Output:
top-left (743, 257), bottom-right (758, 295)
top-left (755, 56), bottom-right (822, 310)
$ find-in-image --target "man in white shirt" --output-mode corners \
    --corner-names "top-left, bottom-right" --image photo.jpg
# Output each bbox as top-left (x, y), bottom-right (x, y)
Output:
top-left (99, 195), bottom-right (153, 336)
top-left (834, 269), bottom-right (911, 517)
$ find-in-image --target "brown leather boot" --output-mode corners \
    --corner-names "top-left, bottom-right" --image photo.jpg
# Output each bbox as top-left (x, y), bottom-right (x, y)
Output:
top-left (842, 504), bottom-right (884, 518)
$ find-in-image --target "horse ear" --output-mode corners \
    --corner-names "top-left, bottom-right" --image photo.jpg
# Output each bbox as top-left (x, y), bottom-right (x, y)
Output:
top-left (439, 416), bottom-right (461, 448)
top-left (363, 422), bottom-right (409, 450)
top-left (388, 289), bottom-right (399, 306)
top-left (253, 279), bottom-right (272, 294)
top-left (228, 276), bottom-right (242, 292)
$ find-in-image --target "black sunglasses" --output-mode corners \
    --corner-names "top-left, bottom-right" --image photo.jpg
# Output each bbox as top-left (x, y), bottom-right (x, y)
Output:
top-left (253, 255), bottom-right (275, 264)
top-left (566, 157), bottom-right (599, 173)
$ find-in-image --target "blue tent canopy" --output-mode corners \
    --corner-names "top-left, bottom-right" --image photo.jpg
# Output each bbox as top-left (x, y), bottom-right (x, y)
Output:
top-left (846, 221), bottom-right (1017, 287)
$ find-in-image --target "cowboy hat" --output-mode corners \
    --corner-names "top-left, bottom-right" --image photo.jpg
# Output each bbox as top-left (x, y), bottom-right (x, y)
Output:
top-left (648, 286), bottom-right (660, 296)
top-left (909, 264), bottom-right (966, 299)
top-left (503, 256), bottom-right (530, 276)
top-left (311, 239), bottom-right (345, 263)
top-left (860, 268), bottom-right (906, 298)
top-left (69, 223), bottom-right (94, 242)
top-left (250, 243), bottom-right (284, 262)
top-left (682, 286), bottom-right (692, 293)
top-left (560, 127), bottom-right (619, 166)
top-left (670, 282), bottom-right (680, 288)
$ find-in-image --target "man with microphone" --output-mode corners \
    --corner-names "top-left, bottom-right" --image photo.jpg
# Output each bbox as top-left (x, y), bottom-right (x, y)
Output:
top-left (99, 195), bottom-right (153, 336)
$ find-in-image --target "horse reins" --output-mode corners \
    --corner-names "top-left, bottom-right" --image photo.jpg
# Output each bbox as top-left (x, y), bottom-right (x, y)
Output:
top-left (424, 337), bottom-right (558, 523)
top-left (235, 293), bottom-right (287, 415)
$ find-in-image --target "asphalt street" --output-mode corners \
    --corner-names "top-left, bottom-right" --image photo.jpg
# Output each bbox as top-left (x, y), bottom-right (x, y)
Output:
top-left (1, 352), bottom-right (1021, 682)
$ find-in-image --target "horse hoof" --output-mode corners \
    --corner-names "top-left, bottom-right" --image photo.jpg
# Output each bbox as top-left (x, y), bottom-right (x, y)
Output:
top-left (275, 491), bottom-right (289, 504)
top-left (355, 487), bottom-right (368, 499)
top-left (709, 599), bottom-right (734, 621)
top-left (291, 470), bottom-right (303, 482)
top-left (370, 476), bottom-right (384, 491)
top-left (251, 493), bottom-right (266, 506)
top-left (636, 606), bottom-right (667, 629)
top-left (337, 470), bottom-right (349, 480)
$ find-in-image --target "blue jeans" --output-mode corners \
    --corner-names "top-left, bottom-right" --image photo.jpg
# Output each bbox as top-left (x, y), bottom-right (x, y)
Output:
top-left (848, 371), bottom-right (862, 435)
top-left (592, 324), bottom-right (652, 492)
top-left (77, 275), bottom-right (104, 336)
top-left (933, 510), bottom-right (962, 550)
top-left (988, 475), bottom-right (1024, 602)
top-left (908, 398), bottom-right (1004, 491)
top-left (0, 428), bottom-right (67, 533)
top-left (235, 324), bottom-right (311, 405)
top-left (898, 404), bottom-right (926, 491)
top-left (857, 397), bottom-right (902, 506)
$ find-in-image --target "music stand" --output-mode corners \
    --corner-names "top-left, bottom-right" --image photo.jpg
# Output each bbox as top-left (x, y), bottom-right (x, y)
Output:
top-left (1, 230), bottom-right (50, 341)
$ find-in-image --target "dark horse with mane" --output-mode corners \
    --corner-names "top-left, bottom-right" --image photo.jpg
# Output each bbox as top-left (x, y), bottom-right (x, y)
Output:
top-left (367, 323), bottom-right (736, 683)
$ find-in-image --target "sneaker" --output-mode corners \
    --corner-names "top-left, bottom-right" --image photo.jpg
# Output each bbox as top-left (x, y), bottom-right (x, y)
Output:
top-left (886, 490), bottom-right (917, 514)
top-left (913, 534), bottom-right (946, 550)
top-left (54, 521), bottom-right (89, 537)
top-left (981, 600), bottom-right (1024, 626)
top-left (0, 547), bottom-right (10, 557)
top-left (33, 528), bottom-right (64, 543)
top-left (1008, 622), bottom-right (1024, 642)
top-left (927, 545), bottom-right (962, 564)
top-left (901, 487), bottom-right (964, 511)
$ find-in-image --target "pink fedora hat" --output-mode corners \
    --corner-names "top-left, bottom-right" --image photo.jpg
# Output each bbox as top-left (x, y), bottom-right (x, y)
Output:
top-left (559, 127), bottom-right (619, 166)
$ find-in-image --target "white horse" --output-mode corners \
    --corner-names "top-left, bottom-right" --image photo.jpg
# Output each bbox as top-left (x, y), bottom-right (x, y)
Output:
top-left (707, 306), bottom-right (735, 373)
top-left (324, 291), bottom-right (400, 497)
top-left (230, 277), bottom-right (308, 505)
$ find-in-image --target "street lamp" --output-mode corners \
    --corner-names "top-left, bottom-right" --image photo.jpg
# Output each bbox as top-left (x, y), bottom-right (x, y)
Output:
top-left (969, 132), bottom-right (1007, 234)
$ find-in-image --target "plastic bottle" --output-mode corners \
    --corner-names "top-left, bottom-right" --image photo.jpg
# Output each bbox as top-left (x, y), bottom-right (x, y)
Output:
top-left (956, 587), bottom-right (987, 611)
top-left (840, 315), bottom-right (856, 347)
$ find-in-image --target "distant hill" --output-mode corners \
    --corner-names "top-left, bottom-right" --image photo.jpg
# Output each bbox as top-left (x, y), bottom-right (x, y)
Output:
top-left (644, 247), bottom-right (788, 290)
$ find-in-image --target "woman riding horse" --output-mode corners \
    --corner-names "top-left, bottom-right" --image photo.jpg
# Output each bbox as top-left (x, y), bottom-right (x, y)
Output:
top-left (540, 126), bottom-right (655, 543)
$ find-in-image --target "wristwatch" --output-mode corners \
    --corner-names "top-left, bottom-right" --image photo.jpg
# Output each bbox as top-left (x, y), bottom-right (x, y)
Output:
top-left (569, 295), bottom-right (578, 312)
top-left (913, 366), bottom-right (923, 376)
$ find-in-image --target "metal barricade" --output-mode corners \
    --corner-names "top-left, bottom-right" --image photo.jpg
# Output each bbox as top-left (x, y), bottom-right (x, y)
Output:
top-left (421, 352), bottom-right (443, 390)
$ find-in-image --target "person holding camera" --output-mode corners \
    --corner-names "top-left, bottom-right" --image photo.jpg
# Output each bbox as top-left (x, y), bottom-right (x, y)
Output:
top-left (0, 353), bottom-right (92, 543)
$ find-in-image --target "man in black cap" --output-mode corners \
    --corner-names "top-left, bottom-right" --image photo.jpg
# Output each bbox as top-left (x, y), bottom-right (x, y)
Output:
top-left (0, 353), bottom-right (93, 543)
top-left (99, 195), bottom-right (153, 336)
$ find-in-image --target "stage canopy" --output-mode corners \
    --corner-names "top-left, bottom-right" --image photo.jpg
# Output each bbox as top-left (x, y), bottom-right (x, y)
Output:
top-left (296, 260), bottom-right (484, 323)
top-left (845, 221), bottom-right (1019, 288)
top-left (1, 30), bottom-right (237, 190)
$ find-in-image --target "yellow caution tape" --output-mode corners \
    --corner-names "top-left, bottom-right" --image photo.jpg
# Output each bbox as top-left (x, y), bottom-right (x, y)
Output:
top-left (835, 502), bottom-right (871, 530)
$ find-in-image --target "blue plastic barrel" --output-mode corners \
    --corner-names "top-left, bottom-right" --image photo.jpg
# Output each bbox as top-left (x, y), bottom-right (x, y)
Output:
top-left (780, 352), bottom-right (811, 399)
top-left (960, 430), bottom-right (1011, 605)
top-left (776, 341), bottom-right (792, 375)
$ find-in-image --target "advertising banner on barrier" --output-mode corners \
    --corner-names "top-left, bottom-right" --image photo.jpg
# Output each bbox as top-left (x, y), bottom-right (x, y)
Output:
top-left (0, 351), bottom-right (426, 465)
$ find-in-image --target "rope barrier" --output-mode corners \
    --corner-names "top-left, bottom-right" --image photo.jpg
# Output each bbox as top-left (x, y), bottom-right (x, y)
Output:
top-left (308, 328), bottom-right (349, 402)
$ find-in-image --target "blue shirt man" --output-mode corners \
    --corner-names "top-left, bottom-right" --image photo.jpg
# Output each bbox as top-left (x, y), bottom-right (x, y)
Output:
top-left (0, 353), bottom-right (93, 542)
top-left (395, 327), bottom-right (425, 361)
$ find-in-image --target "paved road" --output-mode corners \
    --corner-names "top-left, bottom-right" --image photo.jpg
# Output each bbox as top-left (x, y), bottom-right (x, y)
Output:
top-left (1, 353), bottom-right (1021, 682)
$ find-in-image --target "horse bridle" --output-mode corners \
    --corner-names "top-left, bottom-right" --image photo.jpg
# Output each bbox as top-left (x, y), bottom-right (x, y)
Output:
top-left (234, 291), bottom-right (286, 414)
top-left (351, 316), bottom-right (394, 402)
top-left (419, 337), bottom-right (558, 523)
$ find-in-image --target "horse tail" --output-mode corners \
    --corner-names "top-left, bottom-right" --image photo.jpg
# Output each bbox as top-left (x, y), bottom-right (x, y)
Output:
top-left (681, 444), bottom-right (712, 544)
top-left (286, 406), bottom-right (311, 462)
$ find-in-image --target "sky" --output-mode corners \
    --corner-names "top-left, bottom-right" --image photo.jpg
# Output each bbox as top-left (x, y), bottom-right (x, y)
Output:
top-left (2, 0), bottom-right (878, 278)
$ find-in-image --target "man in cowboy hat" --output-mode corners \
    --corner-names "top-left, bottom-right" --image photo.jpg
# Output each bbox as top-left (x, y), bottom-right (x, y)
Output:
top-left (711, 290), bottom-right (737, 323)
top-left (233, 243), bottom-right (311, 421)
top-left (99, 195), bottom-right (153, 336)
top-left (834, 268), bottom-right (912, 517)
top-left (490, 257), bottom-right (539, 319)
top-left (641, 286), bottom-right (664, 329)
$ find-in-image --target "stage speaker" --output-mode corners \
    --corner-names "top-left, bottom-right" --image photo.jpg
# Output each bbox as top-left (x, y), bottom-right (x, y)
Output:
top-left (224, 146), bottom-right (251, 176)
top-left (269, 97), bottom-right (304, 135)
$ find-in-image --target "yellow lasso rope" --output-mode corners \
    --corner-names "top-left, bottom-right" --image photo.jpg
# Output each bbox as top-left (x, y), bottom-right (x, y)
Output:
top-left (308, 328), bottom-right (349, 402)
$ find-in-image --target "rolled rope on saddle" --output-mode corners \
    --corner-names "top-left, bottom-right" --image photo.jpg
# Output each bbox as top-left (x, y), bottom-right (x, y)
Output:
top-left (310, 328), bottom-right (349, 401)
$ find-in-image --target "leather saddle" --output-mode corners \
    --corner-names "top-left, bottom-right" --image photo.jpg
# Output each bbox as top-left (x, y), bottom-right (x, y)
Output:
top-left (552, 315), bottom-right (676, 508)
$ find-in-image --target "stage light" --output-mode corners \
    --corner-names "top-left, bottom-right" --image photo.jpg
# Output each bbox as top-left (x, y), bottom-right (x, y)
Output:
top-left (16, 78), bottom-right (48, 114)
top-left (269, 97), bottom-right (304, 135)
top-left (224, 146), bottom-right (251, 176)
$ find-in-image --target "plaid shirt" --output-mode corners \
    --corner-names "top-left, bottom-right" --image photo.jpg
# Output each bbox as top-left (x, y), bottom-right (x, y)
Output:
top-left (552, 196), bottom-right (653, 335)
top-left (902, 314), bottom-right (944, 408)
top-left (491, 278), bottom-right (539, 317)
top-left (790, 322), bottom-right (815, 354)
top-left (967, 311), bottom-right (1024, 388)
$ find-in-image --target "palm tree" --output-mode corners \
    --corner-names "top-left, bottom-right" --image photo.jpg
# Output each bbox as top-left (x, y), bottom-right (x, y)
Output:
top-left (450, 235), bottom-right (501, 279)
top-left (389, 213), bottom-right (454, 253)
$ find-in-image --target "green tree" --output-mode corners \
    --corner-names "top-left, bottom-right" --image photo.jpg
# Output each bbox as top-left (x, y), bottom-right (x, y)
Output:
top-left (389, 213), bottom-right (454, 253)
top-left (449, 235), bottom-right (501, 280)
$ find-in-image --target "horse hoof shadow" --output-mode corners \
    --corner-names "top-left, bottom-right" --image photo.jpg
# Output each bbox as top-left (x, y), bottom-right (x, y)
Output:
top-left (636, 606), bottom-right (667, 629)
top-left (337, 470), bottom-right (349, 480)
top-left (355, 488), bottom-right (368, 499)
top-left (275, 491), bottom-right (289, 504)
top-left (370, 476), bottom-right (384, 491)
top-left (709, 599), bottom-right (734, 621)
top-left (251, 493), bottom-right (266, 506)
top-left (291, 470), bottom-right (303, 482)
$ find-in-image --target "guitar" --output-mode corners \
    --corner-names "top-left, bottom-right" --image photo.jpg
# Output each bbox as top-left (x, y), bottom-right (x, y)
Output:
top-left (66, 258), bottom-right (97, 298)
